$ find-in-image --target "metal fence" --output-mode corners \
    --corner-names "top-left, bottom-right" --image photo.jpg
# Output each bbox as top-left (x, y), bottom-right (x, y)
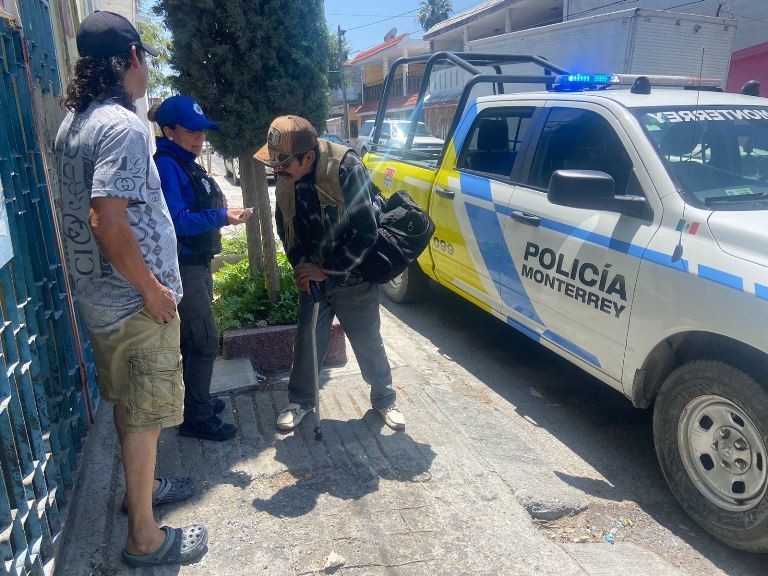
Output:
top-left (0, 2), bottom-right (97, 574)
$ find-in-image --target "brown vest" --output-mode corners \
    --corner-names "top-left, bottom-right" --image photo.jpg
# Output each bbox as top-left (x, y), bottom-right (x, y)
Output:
top-left (275, 140), bottom-right (353, 251)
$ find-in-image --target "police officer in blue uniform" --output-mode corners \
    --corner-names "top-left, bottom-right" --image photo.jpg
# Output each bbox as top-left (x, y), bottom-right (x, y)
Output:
top-left (151, 95), bottom-right (253, 441)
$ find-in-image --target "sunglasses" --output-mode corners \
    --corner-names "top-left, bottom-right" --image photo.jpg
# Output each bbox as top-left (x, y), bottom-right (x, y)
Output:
top-left (273, 153), bottom-right (295, 169)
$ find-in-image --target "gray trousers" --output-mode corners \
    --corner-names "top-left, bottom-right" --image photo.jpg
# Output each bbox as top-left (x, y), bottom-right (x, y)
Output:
top-left (178, 263), bottom-right (218, 422)
top-left (288, 279), bottom-right (394, 410)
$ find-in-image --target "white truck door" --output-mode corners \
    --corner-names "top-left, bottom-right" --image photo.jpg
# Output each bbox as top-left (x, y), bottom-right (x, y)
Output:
top-left (430, 103), bottom-right (541, 313)
top-left (501, 103), bottom-right (660, 381)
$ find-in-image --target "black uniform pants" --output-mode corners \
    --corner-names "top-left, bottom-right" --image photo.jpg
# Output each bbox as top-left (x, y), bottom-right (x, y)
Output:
top-left (178, 262), bottom-right (219, 422)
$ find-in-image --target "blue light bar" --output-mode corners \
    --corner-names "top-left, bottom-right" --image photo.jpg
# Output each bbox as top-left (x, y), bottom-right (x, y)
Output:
top-left (567, 74), bottom-right (611, 84)
top-left (565, 73), bottom-right (614, 84)
top-left (551, 73), bottom-right (619, 92)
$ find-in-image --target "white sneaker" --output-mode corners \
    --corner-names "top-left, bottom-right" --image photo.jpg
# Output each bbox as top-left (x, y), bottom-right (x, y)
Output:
top-left (276, 403), bottom-right (312, 431)
top-left (376, 405), bottom-right (405, 431)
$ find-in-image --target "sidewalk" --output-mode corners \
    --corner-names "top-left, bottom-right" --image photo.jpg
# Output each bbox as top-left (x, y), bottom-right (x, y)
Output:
top-left (54, 312), bottom-right (686, 575)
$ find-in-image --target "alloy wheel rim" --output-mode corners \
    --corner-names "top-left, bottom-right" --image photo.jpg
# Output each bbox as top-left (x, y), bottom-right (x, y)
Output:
top-left (678, 394), bottom-right (768, 511)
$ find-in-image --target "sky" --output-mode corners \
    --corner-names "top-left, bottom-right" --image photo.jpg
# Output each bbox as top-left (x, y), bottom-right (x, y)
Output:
top-left (324, 0), bottom-right (482, 59)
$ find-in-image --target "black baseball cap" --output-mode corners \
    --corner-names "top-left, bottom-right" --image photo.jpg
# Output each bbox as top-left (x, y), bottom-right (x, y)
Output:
top-left (76, 11), bottom-right (158, 58)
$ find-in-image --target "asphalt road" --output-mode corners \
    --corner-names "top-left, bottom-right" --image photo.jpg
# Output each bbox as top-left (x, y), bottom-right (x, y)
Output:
top-left (380, 280), bottom-right (765, 575)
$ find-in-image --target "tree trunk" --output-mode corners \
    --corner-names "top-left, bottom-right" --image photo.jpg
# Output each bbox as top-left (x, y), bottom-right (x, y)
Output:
top-left (251, 158), bottom-right (280, 303)
top-left (238, 151), bottom-right (264, 274)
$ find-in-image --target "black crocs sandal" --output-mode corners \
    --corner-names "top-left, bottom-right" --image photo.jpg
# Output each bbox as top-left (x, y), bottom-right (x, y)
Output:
top-left (121, 476), bottom-right (194, 513)
top-left (122, 524), bottom-right (208, 567)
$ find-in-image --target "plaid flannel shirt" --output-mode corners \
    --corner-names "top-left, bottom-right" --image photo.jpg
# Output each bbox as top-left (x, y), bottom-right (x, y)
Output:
top-left (275, 151), bottom-right (381, 276)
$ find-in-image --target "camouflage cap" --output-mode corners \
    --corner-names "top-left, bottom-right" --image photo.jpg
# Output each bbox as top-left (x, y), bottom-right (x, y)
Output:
top-left (254, 115), bottom-right (318, 168)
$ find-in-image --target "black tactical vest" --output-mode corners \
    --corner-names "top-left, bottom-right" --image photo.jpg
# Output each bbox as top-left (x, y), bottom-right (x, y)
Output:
top-left (154, 150), bottom-right (224, 261)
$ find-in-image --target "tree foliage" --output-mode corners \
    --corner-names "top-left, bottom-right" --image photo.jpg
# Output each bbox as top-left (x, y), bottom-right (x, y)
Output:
top-left (154, 0), bottom-right (331, 160)
top-left (327, 28), bottom-right (351, 91)
top-left (417, 0), bottom-right (453, 32)
top-left (137, 0), bottom-right (172, 98)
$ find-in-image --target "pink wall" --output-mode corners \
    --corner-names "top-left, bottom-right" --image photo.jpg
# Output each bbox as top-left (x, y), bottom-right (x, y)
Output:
top-left (726, 42), bottom-right (768, 96)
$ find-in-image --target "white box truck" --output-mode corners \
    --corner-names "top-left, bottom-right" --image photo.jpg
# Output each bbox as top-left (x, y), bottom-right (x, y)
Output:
top-left (429, 8), bottom-right (737, 101)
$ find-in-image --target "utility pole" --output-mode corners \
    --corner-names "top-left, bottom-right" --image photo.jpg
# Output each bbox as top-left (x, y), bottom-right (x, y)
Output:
top-left (337, 25), bottom-right (350, 139)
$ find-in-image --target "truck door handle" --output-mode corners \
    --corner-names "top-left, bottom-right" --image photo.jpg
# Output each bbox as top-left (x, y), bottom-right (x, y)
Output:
top-left (435, 187), bottom-right (455, 199)
top-left (510, 210), bottom-right (541, 226)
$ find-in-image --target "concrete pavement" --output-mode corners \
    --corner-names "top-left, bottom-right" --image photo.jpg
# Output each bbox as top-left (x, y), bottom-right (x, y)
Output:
top-left (55, 312), bottom-right (685, 575)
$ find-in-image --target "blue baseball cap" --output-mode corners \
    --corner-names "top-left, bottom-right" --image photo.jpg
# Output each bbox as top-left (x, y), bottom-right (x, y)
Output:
top-left (155, 95), bottom-right (220, 131)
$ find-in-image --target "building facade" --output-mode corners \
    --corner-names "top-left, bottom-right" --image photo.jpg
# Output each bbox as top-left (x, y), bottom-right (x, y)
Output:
top-left (0, 1), bottom-right (141, 573)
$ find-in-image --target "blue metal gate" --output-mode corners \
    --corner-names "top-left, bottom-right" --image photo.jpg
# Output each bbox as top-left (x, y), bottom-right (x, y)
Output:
top-left (0, 2), bottom-right (97, 574)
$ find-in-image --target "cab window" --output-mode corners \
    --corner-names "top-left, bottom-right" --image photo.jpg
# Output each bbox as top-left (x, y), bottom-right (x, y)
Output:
top-left (528, 108), bottom-right (635, 195)
top-left (458, 107), bottom-right (534, 180)
top-left (360, 122), bottom-right (374, 137)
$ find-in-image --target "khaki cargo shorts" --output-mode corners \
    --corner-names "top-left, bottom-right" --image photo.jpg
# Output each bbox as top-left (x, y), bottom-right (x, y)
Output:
top-left (89, 309), bottom-right (184, 433)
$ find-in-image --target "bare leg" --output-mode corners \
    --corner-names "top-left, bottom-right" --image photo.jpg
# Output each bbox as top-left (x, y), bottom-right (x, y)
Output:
top-left (114, 405), bottom-right (166, 555)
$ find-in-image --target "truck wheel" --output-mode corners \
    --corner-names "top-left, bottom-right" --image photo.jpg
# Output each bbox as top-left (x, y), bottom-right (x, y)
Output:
top-left (382, 262), bottom-right (429, 304)
top-left (653, 360), bottom-right (768, 551)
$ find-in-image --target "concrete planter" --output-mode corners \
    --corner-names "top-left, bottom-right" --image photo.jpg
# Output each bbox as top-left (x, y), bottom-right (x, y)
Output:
top-left (222, 319), bottom-right (346, 373)
top-left (212, 253), bottom-right (246, 274)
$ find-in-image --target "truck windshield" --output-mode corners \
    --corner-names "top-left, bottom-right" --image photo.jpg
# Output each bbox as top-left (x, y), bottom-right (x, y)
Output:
top-left (633, 106), bottom-right (768, 210)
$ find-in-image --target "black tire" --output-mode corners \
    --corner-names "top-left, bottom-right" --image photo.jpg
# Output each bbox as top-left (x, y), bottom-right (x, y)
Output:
top-left (382, 262), bottom-right (429, 304)
top-left (653, 360), bottom-right (768, 551)
top-left (361, 147), bottom-right (368, 157)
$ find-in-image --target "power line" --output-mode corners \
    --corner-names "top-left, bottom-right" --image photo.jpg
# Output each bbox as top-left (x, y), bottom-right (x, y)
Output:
top-left (328, 12), bottom-right (412, 17)
top-left (567, 0), bottom-right (637, 19)
top-left (662, 0), bottom-right (706, 11)
top-left (346, 8), bottom-right (420, 31)
top-left (346, 28), bottom-right (425, 58)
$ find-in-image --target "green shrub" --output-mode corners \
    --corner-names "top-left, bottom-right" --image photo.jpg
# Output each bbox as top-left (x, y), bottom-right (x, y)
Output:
top-left (212, 252), bottom-right (298, 331)
top-left (220, 233), bottom-right (248, 255)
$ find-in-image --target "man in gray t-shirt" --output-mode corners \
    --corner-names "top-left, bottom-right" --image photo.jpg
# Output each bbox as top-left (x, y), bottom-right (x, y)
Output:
top-left (54, 11), bottom-right (207, 568)
top-left (57, 101), bottom-right (182, 332)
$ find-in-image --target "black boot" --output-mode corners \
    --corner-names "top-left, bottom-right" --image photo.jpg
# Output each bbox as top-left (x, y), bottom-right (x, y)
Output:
top-left (178, 415), bottom-right (237, 441)
top-left (212, 397), bottom-right (225, 414)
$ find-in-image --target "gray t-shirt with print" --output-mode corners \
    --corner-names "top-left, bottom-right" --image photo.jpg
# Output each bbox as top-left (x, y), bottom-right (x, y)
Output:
top-left (55, 99), bottom-right (182, 333)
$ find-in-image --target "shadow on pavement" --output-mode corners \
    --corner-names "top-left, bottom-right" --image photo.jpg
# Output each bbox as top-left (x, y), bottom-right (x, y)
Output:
top-left (382, 281), bottom-right (765, 575)
top-left (252, 412), bottom-right (436, 519)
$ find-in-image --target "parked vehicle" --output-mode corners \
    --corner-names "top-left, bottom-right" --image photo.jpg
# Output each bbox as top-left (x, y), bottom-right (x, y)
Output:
top-left (320, 133), bottom-right (351, 146)
top-left (224, 157), bottom-right (272, 184)
top-left (365, 51), bottom-right (768, 552)
top-left (357, 119), bottom-right (443, 157)
top-left (223, 156), bottom-right (240, 184)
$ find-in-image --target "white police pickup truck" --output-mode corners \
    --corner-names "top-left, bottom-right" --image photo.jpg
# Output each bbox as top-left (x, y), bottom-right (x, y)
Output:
top-left (363, 53), bottom-right (768, 551)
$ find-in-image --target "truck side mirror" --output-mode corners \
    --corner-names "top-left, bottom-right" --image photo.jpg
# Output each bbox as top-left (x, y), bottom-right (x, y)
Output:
top-left (547, 170), bottom-right (648, 217)
top-left (548, 169), bottom-right (615, 202)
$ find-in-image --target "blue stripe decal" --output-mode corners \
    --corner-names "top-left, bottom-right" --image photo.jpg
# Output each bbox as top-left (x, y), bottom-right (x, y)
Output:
top-left (541, 218), bottom-right (644, 257)
top-left (698, 265), bottom-right (744, 290)
top-left (506, 316), bottom-right (541, 342)
top-left (756, 284), bottom-right (768, 300)
top-left (641, 248), bottom-right (690, 273)
top-left (539, 217), bottom-right (690, 272)
top-left (543, 330), bottom-right (602, 368)
top-left (505, 316), bottom-right (602, 369)
top-left (460, 172), bottom-right (492, 201)
top-left (465, 203), bottom-right (543, 324)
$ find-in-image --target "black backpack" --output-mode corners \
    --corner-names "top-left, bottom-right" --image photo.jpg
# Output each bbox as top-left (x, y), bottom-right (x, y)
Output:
top-left (356, 190), bottom-right (435, 284)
